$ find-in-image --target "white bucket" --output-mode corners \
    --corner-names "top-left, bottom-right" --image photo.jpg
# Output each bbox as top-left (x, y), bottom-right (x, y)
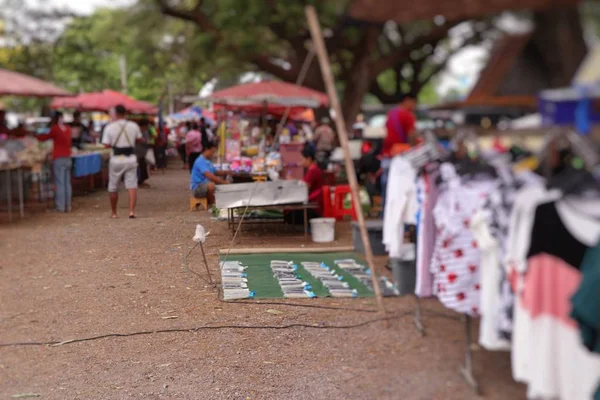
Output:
top-left (310, 218), bottom-right (336, 243)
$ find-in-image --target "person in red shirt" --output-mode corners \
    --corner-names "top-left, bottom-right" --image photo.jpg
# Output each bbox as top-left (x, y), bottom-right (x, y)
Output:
top-left (380, 95), bottom-right (417, 214)
top-left (285, 146), bottom-right (323, 224)
top-left (37, 111), bottom-right (73, 213)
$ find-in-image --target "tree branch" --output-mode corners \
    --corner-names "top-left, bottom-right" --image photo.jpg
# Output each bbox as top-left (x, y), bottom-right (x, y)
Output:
top-left (418, 26), bottom-right (490, 87)
top-left (155, 0), bottom-right (218, 34)
top-left (369, 79), bottom-right (401, 104)
top-left (369, 20), bottom-right (462, 79)
top-left (251, 55), bottom-right (299, 83)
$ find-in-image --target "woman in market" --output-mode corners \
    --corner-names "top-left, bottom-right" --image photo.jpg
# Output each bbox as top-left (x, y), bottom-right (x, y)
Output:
top-left (185, 122), bottom-right (203, 173)
top-left (37, 111), bottom-right (73, 213)
top-left (284, 146), bottom-right (323, 224)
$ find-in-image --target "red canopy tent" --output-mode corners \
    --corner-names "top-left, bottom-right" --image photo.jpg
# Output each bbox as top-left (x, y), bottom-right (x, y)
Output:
top-left (213, 103), bottom-right (315, 122)
top-left (0, 69), bottom-right (70, 97)
top-left (51, 90), bottom-right (157, 114)
top-left (207, 81), bottom-right (329, 108)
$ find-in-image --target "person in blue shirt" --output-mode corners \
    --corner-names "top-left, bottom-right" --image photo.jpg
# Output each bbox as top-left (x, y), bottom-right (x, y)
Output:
top-left (190, 142), bottom-right (230, 205)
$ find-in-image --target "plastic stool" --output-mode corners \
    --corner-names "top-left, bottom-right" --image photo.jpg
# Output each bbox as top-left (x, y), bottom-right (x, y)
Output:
top-left (333, 185), bottom-right (357, 221)
top-left (322, 186), bottom-right (334, 218)
top-left (190, 196), bottom-right (208, 211)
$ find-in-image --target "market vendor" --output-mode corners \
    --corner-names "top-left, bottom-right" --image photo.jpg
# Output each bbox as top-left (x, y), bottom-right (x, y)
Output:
top-left (380, 95), bottom-right (417, 214)
top-left (284, 146), bottom-right (323, 224)
top-left (37, 111), bottom-right (73, 213)
top-left (70, 111), bottom-right (91, 149)
top-left (0, 108), bottom-right (10, 136)
top-left (190, 142), bottom-right (230, 205)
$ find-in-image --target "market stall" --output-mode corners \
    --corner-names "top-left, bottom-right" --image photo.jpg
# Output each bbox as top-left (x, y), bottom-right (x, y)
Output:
top-left (0, 69), bottom-right (71, 221)
top-left (207, 80), bottom-right (328, 183)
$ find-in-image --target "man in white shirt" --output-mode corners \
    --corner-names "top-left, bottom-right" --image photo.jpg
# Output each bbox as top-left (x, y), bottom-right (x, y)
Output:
top-left (102, 105), bottom-right (144, 219)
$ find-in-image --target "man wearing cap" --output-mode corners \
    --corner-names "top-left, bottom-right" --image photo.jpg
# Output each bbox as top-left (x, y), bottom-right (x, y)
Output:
top-left (380, 95), bottom-right (418, 213)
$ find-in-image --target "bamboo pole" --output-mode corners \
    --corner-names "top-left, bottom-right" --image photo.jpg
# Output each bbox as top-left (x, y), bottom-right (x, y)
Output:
top-left (305, 5), bottom-right (386, 316)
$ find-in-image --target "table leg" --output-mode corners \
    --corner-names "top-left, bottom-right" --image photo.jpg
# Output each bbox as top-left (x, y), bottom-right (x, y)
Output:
top-left (18, 168), bottom-right (24, 218)
top-left (6, 169), bottom-right (12, 222)
top-left (232, 208), bottom-right (236, 237)
top-left (304, 208), bottom-right (308, 242)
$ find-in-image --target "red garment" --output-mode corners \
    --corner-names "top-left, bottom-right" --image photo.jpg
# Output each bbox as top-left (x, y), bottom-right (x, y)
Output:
top-left (382, 107), bottom-right (416, 157)
top-left (303, 163), bottom-right (324, 213)
top-left (38, 124), bottom-right (72, 159)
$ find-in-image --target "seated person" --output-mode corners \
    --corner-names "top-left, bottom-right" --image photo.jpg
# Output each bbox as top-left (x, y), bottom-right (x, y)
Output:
top-left (190, 142), bottom-right (229, 205)
top-left (284, 146), bottom-right (323, 224)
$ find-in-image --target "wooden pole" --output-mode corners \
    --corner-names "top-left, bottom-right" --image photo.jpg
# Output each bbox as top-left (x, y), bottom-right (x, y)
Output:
top-left (219, 246), bottom-right (355, 255)
top-left (305, 5), bottom-right (386, 316)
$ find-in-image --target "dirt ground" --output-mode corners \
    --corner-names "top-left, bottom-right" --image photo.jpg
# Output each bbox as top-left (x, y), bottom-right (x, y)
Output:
top-left (0, 164), bottom-right (526, 400)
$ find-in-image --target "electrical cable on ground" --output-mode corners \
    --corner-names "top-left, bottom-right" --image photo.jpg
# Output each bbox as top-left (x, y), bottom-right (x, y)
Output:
top-left (0, 311), bottom-right (412, 348)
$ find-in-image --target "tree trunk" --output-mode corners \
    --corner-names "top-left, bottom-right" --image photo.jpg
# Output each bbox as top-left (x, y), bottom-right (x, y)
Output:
top-left (532, 6), bottom-right (587, 87)
top-left (339, 27), bottom-right (379, 129)
top-left (341, 46), bottom-right (372, 130)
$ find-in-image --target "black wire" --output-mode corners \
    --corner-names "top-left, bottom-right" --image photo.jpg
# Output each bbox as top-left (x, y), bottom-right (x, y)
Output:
top-left (0, 312), bottom-right (412, 348)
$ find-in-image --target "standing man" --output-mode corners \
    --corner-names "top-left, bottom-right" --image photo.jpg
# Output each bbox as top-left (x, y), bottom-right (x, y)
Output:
top-left (380, 95), bottom-right (417, 212)
top-left (313, 117), bottom-right (335, 152)
top-left (102, 105), bottom-right (144, 219)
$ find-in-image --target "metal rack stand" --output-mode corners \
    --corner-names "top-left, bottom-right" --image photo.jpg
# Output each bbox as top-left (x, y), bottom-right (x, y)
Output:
top-left (459, 315), bottom-right (481, 395)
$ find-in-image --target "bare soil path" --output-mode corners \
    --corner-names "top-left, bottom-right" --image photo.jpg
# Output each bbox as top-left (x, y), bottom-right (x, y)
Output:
top-left (0, 166), bottom-right (525, 399)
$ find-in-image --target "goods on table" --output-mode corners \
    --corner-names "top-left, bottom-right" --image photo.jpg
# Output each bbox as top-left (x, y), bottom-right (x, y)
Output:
top-left (229, 156), bottom-right (253, 173)
top-left (251, 152), bottom-right (281, 175)
top-left (244, 145), bottom-right (259, 157)
top-left (0, 137), bottom-right (51, 169)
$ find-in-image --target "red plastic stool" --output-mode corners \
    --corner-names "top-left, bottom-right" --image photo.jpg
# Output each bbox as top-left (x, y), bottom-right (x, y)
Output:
top-left (333, 185), bottom-right (357, 221)
top-left (322, 186), bottom-right (335, 218)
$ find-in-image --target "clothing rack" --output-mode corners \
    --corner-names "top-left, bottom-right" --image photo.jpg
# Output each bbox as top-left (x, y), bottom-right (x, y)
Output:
top-left (460, 315), bottom-right (481, 395)
top-left (406, 130), bottom-right (483, 394)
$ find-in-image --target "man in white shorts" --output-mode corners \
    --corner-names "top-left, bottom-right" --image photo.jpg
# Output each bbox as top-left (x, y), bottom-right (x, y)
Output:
top-left (102, 105), bottom-right (144, 219)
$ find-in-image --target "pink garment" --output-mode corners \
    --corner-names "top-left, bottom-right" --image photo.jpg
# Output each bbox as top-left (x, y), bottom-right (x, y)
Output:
top-left (185, 130), bottom-right (203, 154)
top-left (415, 170), bottom-right (438, 297)
top-left (515, 252), bottom-right (600, 399)
top-left (522, 253), bottom-right (581, 328)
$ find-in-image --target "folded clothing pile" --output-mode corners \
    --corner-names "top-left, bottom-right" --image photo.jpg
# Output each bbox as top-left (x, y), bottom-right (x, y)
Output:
top-left (301, 262), bottom-right (357, 298)
top-left (271, 260), bottom-right (315, 299)
top-left (335, 259), bottom-right (373, 290)
top-left (220, 261), bottom-right (254, 300)
top-left (335, 258), bottom-right (399, 296)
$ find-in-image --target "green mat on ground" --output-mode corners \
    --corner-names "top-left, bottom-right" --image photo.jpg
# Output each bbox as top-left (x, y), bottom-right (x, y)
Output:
top-left (220, 252), bottom-right (375, 299)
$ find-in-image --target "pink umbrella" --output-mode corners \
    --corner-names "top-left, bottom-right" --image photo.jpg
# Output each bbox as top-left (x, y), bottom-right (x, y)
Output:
top-left (51, 90), bottom-right (157, 114)
top-left (0, 69), bottom-right (70, 97)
